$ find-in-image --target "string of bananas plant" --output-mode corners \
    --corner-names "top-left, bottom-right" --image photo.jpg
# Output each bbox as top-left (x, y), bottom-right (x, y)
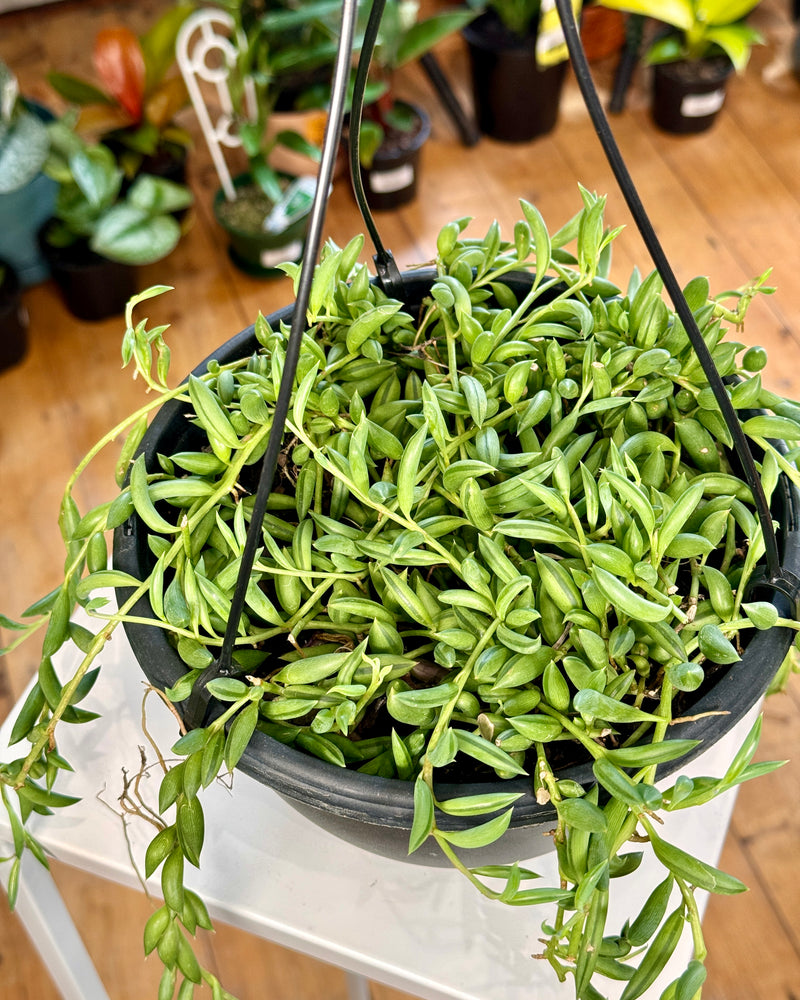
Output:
top-left (3, 187), bottom-right (800, 1000)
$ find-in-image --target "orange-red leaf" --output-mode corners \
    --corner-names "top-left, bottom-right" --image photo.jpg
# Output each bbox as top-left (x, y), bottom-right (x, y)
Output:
top-left (93, 27), bottom-right (146, 121)
top-left (143, 76), bottom-right (188, 129)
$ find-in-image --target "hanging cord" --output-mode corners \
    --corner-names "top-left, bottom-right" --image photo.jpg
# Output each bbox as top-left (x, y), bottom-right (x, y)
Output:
top-left (183, 0), bottom-right (360, 729)
top-left (553, 0), bottom-right (786, 589)
top-left (347, 0), bottom-right (404, 295)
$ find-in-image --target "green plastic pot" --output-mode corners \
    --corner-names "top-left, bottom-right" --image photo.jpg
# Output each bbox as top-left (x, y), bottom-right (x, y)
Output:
top-left (213, 174), bottom-right (310, 278)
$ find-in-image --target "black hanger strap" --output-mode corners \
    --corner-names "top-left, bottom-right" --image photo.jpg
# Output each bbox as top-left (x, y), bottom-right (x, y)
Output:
top-left (183, 0), bottom-right (361, 730)
top-left (553, 0), bottom-right (781, 583)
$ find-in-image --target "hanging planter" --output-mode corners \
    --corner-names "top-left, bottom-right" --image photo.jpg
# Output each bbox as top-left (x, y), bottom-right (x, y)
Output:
top-left (0, 259), bottom-right (29, 371)
top-left (462, 11), bottom-right (568, 143)
top-left (112, 262), bottom-right (800, 869)
top-left (4, 4), bottom-right (800, 1000)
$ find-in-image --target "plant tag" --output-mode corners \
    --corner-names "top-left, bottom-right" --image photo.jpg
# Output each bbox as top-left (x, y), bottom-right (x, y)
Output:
top-left (681, 89), bottom-right (725, 118)
top-left (537, 0), bottom-right (581, 66)
top-left (263, 177), bottom-right (315, 233)
top-left (369, 163), bottom-right (414, 194)
top-left (259, 240), bottom-right (303, 269)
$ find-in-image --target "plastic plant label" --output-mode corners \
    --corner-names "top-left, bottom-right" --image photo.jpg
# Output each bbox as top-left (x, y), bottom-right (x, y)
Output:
top-left (259, 240), bottom-right (303, 269)
top-left (537, 0), bottom-right (581, 65)
top-left (369, 163), bottom-right (414, 194)
top-left (681, 90), bottom-right (725, 118)
top-left (263, 177), bottom-right (315, 234)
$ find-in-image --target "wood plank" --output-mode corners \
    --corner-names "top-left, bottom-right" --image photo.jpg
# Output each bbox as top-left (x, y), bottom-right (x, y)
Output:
top-left (728, 672), bottom-right (800, 842)
top-left (703, 831), bottom-right (800, 999)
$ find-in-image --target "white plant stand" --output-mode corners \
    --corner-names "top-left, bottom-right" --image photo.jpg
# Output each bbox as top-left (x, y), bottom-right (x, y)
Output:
top-left (1, 622), bottom-right (752, 1000)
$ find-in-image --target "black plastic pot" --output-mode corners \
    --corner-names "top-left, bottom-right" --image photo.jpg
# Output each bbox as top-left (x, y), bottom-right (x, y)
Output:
top-left (359, 101), bottom-right (431, 211)
top-left (463, 12), bottom-right (568, 143)
top-left (213, 173), bottom-right (310, 277)
top-left (651, 56), bottom-right (732, 134)
top-left (0, 260), bottom-right (29, 373)
top-left (39, 224), bottom-right (137, 322)
top-left (113, 270), bottom-right (800, 866)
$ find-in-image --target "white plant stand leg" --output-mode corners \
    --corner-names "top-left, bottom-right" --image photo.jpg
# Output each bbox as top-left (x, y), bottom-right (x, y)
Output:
top-left (0, 851), bottom-right (110, 1000)
top-left (345, 971), bottom-right (373, 1000)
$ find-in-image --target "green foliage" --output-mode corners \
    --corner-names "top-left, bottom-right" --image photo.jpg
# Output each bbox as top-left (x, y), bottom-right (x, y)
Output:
top-left (482, 0), bottom-right (542, 39)
top-left (0, 60), bottom-right (50, 194)
top-left (597, 0), bottom-right (763, 71)
top-left (42, 118), bottom-right (193, 265)
top-left (215, 0), bottom-right (335, 197)
top-left (3, 188), bottom-right (800, 999)
top-left (46, 3), bottom-right (195, 178)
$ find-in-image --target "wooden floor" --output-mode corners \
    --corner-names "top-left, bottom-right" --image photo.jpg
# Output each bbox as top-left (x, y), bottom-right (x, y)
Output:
top-left (1, 0), bottom-right (800, 997)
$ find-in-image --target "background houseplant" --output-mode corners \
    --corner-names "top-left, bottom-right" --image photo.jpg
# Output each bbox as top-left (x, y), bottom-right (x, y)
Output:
top-left (596, 0), bottom-right (764, 132)
top-left (461, 0), bottom-right (578, 142)
top-left (352, 0), bottom-right (477, 209)
top-left (177, 0), bottom-right (338, 277)
top-left (46, 3), bottom-right (195, 182)
top-left (0, 59), bottom-right (57, 287)
top-left (1, 0), bottom-right (799, 997)
top-left (3, 184), bottom-right (800, 999)
top-left (39, 116), bottom-right (193, 321)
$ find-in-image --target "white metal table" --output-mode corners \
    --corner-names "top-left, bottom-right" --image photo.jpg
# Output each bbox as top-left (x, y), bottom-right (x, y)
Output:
top-left (1, 624), bottom-right (751, 1000)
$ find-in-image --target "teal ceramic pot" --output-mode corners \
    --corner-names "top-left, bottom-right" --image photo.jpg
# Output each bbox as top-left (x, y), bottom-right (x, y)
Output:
top-left (0, 101), bottom-right (58, 287)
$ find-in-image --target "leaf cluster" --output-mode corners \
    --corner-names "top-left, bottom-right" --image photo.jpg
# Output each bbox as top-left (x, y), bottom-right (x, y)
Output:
top-left (47, 3), bottom-right (195, 176)
top-left (597, 0), bottom-right (763, 71)
top-left (42, 117), bottom-right (193, 265)
top-left (0, 59), bottom-right (50, 194)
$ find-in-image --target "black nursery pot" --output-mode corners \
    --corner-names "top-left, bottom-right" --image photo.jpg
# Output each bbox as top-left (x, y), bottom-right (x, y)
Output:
top-left (39, 225), bottom-right (137, 322)
top-left (651, 56), bottom-right (733, 134)
top-left (114, 271), bottom-right (800, 866)
top-left (0, 261), bottom-right (29, 373)
top-left (463, 12), bottom-right (568, 143)
top-left (360, 102), bottom-right (431, 211)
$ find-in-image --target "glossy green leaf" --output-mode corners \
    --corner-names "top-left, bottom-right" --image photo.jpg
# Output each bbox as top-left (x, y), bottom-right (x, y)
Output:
top-left (409, 777), bottom-right (435, 853)
top-left (574, 689), bottom-right (661, 724)
top-left (558, 797), bottom-right (607, 833)
top-left (436, 791), bottom-right (523, 817)
top-left (591, 567), bottom-right (672, 623)
top-left (648, 829), bottom-right (747, 894)
top-left (454, 729), bottom-right (528, 776)
top-left (224, 702), bottom-right (259, 771)
top-left (439, 807), bottom-right (514, 849)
